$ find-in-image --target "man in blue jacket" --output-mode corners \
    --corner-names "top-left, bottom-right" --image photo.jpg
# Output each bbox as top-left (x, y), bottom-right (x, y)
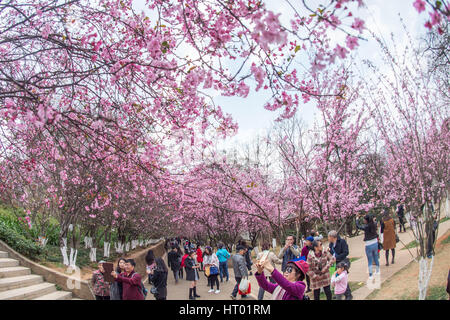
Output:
top-left (328, 230), bottom-right (352, 300)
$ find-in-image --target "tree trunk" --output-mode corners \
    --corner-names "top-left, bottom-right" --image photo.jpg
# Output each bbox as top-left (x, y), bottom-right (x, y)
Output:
top-left (418, 256), bottom-right (434, 300)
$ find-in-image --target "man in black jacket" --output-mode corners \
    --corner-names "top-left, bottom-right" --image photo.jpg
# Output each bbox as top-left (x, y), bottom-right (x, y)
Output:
top-left (328, 230), bottom-right (353, 300)
top-left (167, 246), bottom-right (181, 283)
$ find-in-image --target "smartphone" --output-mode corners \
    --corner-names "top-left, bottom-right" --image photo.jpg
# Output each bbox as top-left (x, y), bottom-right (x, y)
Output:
top-left (259, 250), bottom-right (269, 264)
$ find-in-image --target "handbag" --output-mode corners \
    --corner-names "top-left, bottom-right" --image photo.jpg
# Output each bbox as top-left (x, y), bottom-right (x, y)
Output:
top-left (238, 278), bottom-right (251, 295)
top-left (204, 265), bottom-right (210, 277)
top-left (150, 286), bottom-right (158, 295)
top-left (210, 266), bottom-right (219, 275)
top-left (395, 234), bottom-right (400, 243)
top-left (377, 241), bottom-right (383, 251)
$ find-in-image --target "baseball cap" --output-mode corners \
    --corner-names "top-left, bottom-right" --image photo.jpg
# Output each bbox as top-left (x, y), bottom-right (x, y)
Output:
top-left (288, 259), bottom-right (309, 276)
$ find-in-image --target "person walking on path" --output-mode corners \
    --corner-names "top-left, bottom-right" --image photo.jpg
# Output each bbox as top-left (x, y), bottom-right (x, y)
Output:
top-left (177, 247), bottom-right (185, 279)
top-left (168, 245), bottom-right (182, 283)
top-left (111, 259), bottom-right (145, 300)
top-left (91, 261), bottom-right (111, 300)
top-left (301, 236), bottom-right (314, 293)
top-left (185, 250), bottom-right (201, 300)
top-left (216, 243), bottom-right (231, 282)
top-left (306, 240), bottom-right (335, 300)
top-left (203, 246), bottom-right (221, 294)
top-left (328, 230), bottom-right (352, 299)
top-left (147, 257), bottom-right (168, 300)
top-left (278, 235), bottom-right (301, 272)
top-left (381, 210), bottom-right (397, 266)
top-left (239, 240), bottom-right (254, 276)
top-left (231, 245), bottom-right (249, 299)
top-left (196, 245), bottom-right (204, 271)
top-left (396, 203), bottom-right (406, 233)
top-left (330, 262), bottom-right (349, 300)
top-left (356, 214), bottom-right (380, 280)
top-left (256, 242), bottom-right (283, 300)
top-left (110, 258), bottom-right (125, 300)
top-left (255, 258), bottom-right (308, 300)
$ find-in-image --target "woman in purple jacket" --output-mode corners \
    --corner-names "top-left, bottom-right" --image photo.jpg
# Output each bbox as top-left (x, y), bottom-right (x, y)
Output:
top-left (255, 258), bottom-right (308, 300)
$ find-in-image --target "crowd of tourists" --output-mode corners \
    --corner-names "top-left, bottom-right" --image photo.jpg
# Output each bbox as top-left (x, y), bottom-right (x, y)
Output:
top-left (90, 203), bottom-right (438, 301)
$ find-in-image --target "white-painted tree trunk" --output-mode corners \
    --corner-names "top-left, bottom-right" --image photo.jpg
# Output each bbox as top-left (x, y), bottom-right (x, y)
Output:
top-left (60, 246), bottom-right (69, 266)
top-left (139, 240), bottom-right (144, 247)
top-left (69, 247), bottom-right (78, 268)
top-left (84, 237), bottom-right (93, 248)
top-left (89, 247), bottom-right (97, 262)
top-left (103, 242), bottom-right (110, 257)
top-left (115, 241), bottom-right (124, 254)
top-left (125, 242), bottom-right (130, 252)
top-left (418, 256), bottom-right (434, 300)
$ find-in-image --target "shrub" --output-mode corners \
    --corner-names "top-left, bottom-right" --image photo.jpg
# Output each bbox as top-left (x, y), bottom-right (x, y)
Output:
top-left (0, 220), bottom-right (47, 260)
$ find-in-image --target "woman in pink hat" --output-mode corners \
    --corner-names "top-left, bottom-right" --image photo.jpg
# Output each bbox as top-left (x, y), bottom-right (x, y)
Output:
top-left (255, 258), bottom-right (308, 300)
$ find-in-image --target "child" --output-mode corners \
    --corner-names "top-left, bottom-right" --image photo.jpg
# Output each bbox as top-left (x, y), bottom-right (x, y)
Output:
top-left (331, 262), bottom-right (348, 300)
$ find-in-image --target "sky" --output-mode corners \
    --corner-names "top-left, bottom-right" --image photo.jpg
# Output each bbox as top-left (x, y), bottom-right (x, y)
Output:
top-left (215, 1), bottom-right (426, 149)
top-left (132, 1), bottom-right (429, 150)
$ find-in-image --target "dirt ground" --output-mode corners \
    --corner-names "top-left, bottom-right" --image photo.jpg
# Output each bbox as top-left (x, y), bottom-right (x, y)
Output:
top-left (367, 230), bottom-right (450, 300)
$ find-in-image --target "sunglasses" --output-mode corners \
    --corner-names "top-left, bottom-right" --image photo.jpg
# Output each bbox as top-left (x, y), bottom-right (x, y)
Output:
top-left (285, 266), bottom-right (296, 274)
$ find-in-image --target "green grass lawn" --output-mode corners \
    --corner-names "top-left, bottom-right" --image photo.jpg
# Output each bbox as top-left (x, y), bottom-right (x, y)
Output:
top-left (401, 240), bottom-right (419, 250)
top-left (439, 216), bottom-right (450, 224)
top-left (441, 234), bottom-right (450, 245)
top-left (426, 286), bottom-right (448, 300)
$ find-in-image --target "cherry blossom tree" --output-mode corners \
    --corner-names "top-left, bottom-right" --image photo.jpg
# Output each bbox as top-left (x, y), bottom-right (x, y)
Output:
top-left (360, 32), bottom-right (449, 299)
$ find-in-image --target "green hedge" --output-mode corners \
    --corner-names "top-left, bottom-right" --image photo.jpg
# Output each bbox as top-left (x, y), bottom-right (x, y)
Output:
top-left (0, 220), bottom-right (47, 260)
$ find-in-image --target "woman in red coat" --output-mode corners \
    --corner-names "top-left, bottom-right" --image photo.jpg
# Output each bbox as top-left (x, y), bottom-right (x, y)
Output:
top-left (196, 245), bottom-right (204, 271)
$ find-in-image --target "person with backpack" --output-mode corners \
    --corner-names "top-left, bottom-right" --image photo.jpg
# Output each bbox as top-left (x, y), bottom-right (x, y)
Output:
top-left (216, 243), bottom-right (231, 282)
top-left (168, 245), bottom-right (181, 283)
top-left (185, 250), bottom-right (201, 300)
top-left (230, 245), bottom-right (249, 300)
top-left (147, 257), bottom-right (168, 300)
top-left (111, 259), bottom-right (145, 300)
top-left (328, 230), bottom-right (352, 299)
top-left (278, 235), bottom-right (300, 272)
top-left (255, 258), bottom-right (308, 300)
top-left (356, 214), bottom-right (380, 280)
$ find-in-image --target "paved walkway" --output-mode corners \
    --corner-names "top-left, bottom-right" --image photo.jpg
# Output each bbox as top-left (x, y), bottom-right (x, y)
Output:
top-left (144, 219), bottom-right (450, 300)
